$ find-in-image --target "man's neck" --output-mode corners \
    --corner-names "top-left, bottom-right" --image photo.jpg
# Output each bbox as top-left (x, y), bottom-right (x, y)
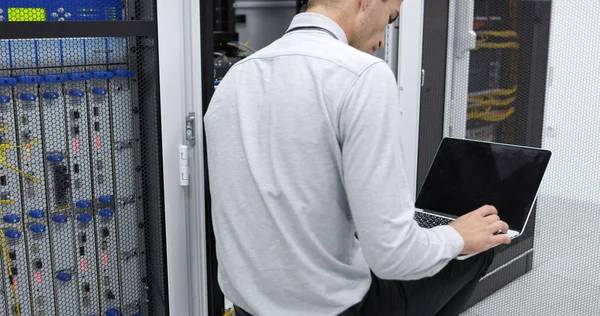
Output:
top-left (305, 6), bottom-right (354, 44)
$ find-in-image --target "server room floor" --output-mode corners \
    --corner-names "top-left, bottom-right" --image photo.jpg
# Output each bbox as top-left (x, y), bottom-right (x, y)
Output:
top-left (463, 195), bottom-right (600, 316)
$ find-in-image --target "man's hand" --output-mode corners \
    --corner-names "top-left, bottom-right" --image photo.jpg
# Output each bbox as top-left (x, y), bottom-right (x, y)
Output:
top-left (449, 205), bottom-right (511, 255)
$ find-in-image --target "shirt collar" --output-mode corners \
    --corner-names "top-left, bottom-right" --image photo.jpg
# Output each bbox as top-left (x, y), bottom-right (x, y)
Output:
top-left (285, 12), bottom-right (349, 45)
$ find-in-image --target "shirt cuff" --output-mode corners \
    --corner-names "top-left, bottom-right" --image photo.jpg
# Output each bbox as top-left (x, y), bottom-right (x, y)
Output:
top-left (431, 225), bottom-right (465, 258)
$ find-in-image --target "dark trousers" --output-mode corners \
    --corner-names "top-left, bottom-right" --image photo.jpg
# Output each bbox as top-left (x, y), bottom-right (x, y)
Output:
top-left (235, 249), bottom-right (494, 316)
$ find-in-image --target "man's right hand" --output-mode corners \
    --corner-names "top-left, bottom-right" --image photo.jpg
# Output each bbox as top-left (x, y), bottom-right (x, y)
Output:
top-left (448, 205), bottom-right (512, 255)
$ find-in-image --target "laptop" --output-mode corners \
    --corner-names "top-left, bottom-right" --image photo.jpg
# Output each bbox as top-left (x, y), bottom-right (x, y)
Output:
top-left (413, 137), bottom-right (552, 260)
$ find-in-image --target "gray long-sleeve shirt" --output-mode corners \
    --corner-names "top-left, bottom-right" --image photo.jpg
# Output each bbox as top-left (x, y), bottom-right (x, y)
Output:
top-left (204, 12), bottom-right (464, 316)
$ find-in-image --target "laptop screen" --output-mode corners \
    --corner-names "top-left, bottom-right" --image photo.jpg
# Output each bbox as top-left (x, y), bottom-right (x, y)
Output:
top-left (415, 138), bottom-right (551, 232)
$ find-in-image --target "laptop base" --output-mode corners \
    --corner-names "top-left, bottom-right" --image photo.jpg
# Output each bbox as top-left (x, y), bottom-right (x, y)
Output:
top-left (414, 210), bottom-right (521, 260)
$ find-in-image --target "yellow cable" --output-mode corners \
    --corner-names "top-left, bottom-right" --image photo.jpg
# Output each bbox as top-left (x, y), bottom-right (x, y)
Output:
top-left (468, 107), bottom-right (516, 122)
top-left (223, 308), bottom-right (234, 316)
top-left (0, 139), bottom-right (42, 184)
top-left (0, 209), bottom-right (21, 316)
top-left (469, 86), bottom-right (518, 100)
top-left (467, 106), bottom-right (492, 120)
top-left (477, 30), bottom-right (518, 38)
top-left (0, 162), bottom-right (41, 184)
top-left (479, 107), bottom-right (516, 122)
top-left (469, 95), bottom-right (517, 108)
top-left (474, 42), bottom-right (520, 50)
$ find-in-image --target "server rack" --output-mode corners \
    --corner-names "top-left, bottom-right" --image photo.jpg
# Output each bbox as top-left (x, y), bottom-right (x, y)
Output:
top-left (418, 0), bottom-right (552, 309)
top-left (0, 1), bottom-right (172, 315)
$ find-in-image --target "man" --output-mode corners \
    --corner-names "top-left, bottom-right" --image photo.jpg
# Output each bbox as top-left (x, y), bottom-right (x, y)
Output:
top-left (204, 0), bottom-right (512, 314)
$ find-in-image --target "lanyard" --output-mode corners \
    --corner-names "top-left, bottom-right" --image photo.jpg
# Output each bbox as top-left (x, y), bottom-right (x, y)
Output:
top-left (285, 26), bottom-right (339, 41)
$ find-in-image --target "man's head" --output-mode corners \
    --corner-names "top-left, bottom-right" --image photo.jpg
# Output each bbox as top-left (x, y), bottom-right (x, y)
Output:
top-left (307, 0), bottom-right (403, 54)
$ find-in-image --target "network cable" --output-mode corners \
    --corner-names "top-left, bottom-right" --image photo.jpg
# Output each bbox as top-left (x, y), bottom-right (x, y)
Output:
top-left (223, 308), bottom-right (234, 316)
top-left (476, 30), bottom-right (518, 38)
top-left (0, 139), bottom-right (42, 184)
top-left (470, 107), bottom-right (516, 122)
top-left (474, 42), bottom-right (520, 50)
top-left (469, 86), bottom-right (518, 99)
top-left (469, 95), bottom-right (517, 107)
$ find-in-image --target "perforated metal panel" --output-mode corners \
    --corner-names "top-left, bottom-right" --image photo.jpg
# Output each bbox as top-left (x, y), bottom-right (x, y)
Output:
top-left (0, 12), bottom-right (167, 315)
top-left (462, 0), bottom-right (600, 315)
top-left (421, 0), bottom-right (599, 315)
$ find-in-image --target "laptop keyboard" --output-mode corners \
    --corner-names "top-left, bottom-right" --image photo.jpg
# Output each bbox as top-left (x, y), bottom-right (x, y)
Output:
top-left (414, 212), bottom-right (454, 228)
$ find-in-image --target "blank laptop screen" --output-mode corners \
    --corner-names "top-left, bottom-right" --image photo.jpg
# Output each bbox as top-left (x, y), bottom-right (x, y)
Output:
top-left (415, 138), bottom-right (551, 232)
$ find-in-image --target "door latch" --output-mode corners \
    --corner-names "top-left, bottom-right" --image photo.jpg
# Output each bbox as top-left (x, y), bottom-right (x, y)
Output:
top-left (186, 112), bottom-right (196, 146)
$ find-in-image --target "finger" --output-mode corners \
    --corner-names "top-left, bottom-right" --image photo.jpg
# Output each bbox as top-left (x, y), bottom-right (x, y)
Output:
top-left (476, 205), bottom-right (498, 216)
top-left (489, 220), bottom-right (509, 234)
top-left (484, 214), bottom-right (500, 224)
top-left (490, 234), bottom-right (511, 245)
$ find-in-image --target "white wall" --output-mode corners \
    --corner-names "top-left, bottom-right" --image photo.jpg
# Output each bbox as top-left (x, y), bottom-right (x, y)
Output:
top-left (540, 1), bottom-right (600, 205)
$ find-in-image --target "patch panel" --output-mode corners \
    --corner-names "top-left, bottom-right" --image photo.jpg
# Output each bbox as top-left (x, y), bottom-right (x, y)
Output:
top-left (88, 69), bottom-right (122, 314)
top-left (40, 71), bottom-right (78, 316)
top-left (0, 77), bottom-right (18, 316)
top-left (4, 74), bottom-right (35, 316)
top-left (0, 36), bottom-right (148, 315)
top-left (64, 70), bottom-right (101, 315)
